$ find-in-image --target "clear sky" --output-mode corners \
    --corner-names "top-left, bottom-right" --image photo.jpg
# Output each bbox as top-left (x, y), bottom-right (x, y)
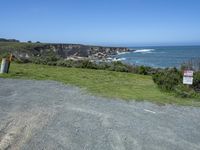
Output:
top-left (0, 0), bottom-right (200, 46)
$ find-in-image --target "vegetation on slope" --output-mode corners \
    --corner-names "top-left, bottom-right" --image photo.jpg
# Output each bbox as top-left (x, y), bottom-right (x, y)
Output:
top-left (0, 40), bottom-right (199, 103)
top-left (0, 63), bottom-right (200, 106)
top-left (153, 62), bottom-right (200, 98)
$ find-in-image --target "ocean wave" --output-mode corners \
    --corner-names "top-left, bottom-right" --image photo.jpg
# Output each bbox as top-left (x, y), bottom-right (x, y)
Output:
top-left (117, 51), bottom-right (131, 55)
top-left (134, 49), bottom-right (155, 53)
top-left (112, 57), bottom-right (126, 61)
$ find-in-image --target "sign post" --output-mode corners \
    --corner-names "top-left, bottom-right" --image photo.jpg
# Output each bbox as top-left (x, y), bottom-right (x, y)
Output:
top-left (0, 54), bottom-right (12, 74)
top-left (183, 70), bottom-right (193, 85)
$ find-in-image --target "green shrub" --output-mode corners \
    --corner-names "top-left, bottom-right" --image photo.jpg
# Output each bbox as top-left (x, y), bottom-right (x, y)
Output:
top-left (193, 71), bottom-right (200, 92)
top-left (0, 52), bottom-right (10, 58)
top-left (152, 68), bottom-right (182, 91)
top-left (174, 84), bottom-right (196, 98)
top-left (96, 62), bottom-right (110, 70)
top-left (78, 60), bottom-right (98, 69)
top-left (108, 61), bottom-right (129, 72)
top-left (130, 65), bottom-right (157, 75)
top-left (31, 55), bottom-right (60, 65)
top-left (137, 66), bottom-right (148, 75)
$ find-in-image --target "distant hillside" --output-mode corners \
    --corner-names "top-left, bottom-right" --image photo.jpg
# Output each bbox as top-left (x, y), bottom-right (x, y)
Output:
top-left (0, 39), bottom-right (130, 62)
top-left (0, 38), bottom-right (20, 43)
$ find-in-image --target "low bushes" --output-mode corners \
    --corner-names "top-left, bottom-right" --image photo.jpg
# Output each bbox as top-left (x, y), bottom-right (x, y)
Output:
top-left (153, 68), bottom-right (200, 98)
top-left (193, 72), bottom-right (200, 92)
top-left (152, 68), bottom-right (182, 91)
top-left (31, 55), bottom-right (60, 65)
top-left (25, 56), bottom-right (158, 75)
top-left (174, 84), bottom-right (197, 98)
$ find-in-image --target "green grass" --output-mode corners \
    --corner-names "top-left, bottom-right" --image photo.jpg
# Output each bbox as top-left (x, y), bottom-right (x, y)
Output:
top-left (0, 42), bottom-right (44, 56)
top-left (1, 63), bottom-right (200, 106)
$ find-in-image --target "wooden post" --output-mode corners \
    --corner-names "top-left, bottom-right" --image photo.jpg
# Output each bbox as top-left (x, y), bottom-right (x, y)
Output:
top-left (9, 54), bottom-right (12, 62)
top-left (7, 54), bottom-right (12, 73)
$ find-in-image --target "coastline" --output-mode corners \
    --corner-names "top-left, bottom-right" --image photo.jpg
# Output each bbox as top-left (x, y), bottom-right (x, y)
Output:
top-left (0, 41), bottom-right (132, 63)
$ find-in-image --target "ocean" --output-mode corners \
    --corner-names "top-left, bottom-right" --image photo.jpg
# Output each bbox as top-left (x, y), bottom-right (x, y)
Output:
top-left (114, 46), bottom-right (200, 68)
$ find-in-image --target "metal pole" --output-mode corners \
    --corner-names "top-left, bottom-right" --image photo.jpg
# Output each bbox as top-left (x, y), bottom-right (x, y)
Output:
top-left (0, 58), bottom-right (9, 74)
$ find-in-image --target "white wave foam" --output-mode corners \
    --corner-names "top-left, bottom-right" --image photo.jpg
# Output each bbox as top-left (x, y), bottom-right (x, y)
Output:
top-left (112, 57), bottom-right (126, 61)
top-left (134, 49), bottom-right (155, 53)
top-left (117, 51), bottom-right (130, 55)
top-left (118, 58), bottom-right (126, 61)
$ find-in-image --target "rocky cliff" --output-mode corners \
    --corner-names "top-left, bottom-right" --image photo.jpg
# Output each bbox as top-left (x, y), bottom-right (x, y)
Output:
top-left (0, 41), bottom-right (130, 61)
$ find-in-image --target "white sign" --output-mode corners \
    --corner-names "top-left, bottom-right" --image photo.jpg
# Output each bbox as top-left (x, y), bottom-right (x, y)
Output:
top-left (184, 70), bottom-right (194, 77)
top-left (183, 70), bottom-right (193, 85)
top-left (183, 76), bottom-right (193, 85)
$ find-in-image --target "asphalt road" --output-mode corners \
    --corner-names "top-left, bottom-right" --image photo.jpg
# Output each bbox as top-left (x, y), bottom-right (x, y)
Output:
top-left (0, 78), bottom-right (200, 150)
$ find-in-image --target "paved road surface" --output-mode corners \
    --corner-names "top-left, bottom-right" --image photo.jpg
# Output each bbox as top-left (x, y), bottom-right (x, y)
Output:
top-left (0, 78), bottom-right (200, 150)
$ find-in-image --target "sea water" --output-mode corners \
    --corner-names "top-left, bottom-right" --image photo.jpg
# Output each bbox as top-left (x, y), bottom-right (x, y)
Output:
top-left (114, 46), bottom-right (200, 68)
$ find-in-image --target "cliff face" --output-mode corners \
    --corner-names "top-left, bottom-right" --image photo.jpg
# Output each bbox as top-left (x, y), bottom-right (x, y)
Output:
top-left (0, 42), bottom-right (130, 61)
top-left (44, 44), bottom-right (90, 57)
top-left (35, 44), bottom-right (130, 58)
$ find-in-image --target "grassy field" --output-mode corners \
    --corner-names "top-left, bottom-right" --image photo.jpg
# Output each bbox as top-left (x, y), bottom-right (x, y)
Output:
top-left (1, 63), bottom-right (200, 106)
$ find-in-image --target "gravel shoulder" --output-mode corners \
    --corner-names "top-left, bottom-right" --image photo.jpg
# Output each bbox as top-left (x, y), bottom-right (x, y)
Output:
top-left (0, 78), bottom-right (200, 150)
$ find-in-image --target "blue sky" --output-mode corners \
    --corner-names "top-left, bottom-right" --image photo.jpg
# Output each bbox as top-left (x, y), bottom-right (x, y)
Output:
top-left (0, 0), bottom-right (200, 46)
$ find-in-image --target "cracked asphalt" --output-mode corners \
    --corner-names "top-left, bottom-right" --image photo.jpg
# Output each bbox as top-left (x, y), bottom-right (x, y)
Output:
top-left (0, 78), bottom-right (200, 150)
